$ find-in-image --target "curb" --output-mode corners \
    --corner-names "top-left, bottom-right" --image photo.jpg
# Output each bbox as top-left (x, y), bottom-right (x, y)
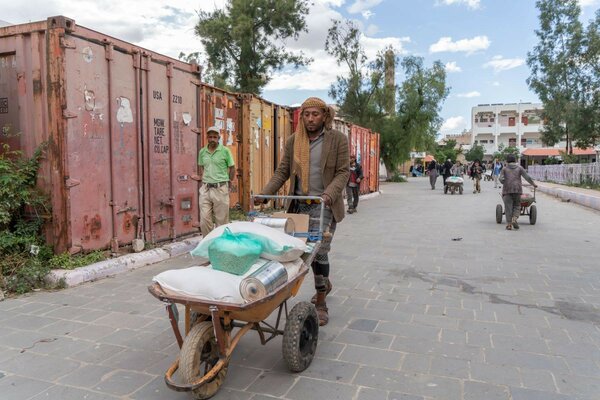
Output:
top-left (46, 235), bottom-right (203, 287)
top-left (537, 185), bottom-right (600, 212)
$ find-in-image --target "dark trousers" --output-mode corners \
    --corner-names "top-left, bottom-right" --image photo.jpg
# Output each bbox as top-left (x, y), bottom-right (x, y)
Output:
top-left (346, 185), bottom-right (359, 210)
top-left (503, 193), bottom-right (521, 223)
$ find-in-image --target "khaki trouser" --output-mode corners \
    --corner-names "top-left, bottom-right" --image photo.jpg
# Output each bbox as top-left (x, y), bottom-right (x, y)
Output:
top-left (199, 183), bottom-right (230, 237)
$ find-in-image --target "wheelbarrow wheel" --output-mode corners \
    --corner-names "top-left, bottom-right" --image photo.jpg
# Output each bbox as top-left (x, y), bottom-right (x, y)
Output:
top-left (459, 185), bottom-right (463, 195)
top-left (179, 321), bottom-right (228, 400)
top-left (496, 204), bottom-right (503, 224)
top-left (444, 185), bottom-right (448, 194)
top-left (529, 205), bottom-right (537, 225)
top-left (282, 301), bottom-right (318, 372)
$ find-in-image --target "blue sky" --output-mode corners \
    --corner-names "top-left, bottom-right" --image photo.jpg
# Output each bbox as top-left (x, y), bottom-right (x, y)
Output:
top-left (3, 0), bottom-right (600, 136)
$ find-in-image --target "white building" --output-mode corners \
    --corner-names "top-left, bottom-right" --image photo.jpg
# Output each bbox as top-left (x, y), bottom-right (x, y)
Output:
top-left (471, 102), bottom-right (545, 159)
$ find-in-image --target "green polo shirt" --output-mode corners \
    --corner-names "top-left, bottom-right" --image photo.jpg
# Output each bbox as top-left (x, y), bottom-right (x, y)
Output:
top-left (198, 144), bottom-right (234, 183)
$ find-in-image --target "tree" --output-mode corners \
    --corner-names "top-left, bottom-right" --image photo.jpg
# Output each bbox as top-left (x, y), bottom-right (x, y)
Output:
top-left (381, 56), bottom-right (448, 174)
top-left (435, 139), bottom-right (459, 164)
top-left (195, 0), bottom-right (311, 94)
top-left (465, 144), bottom-right (484, 162)
top-left (325, 19), bottom-right (388, 126)
top-left (527, 0), bottom-right (585, 154)
top-left (492, 144), bottom-right (520, 161)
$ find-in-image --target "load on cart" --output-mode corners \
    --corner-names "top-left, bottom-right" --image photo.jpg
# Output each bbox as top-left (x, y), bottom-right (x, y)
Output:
top-left (148, 195), bottom-right (326, 399)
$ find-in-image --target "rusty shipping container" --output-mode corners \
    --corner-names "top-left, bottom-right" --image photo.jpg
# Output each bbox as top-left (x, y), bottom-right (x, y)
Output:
top-left (0, 17), bottom-right (203, 253)
top-left (239, 95), bottom-right (277, 211)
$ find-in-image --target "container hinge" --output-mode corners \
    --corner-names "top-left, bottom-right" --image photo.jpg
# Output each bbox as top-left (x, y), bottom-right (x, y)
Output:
top-left (60, 37), bottom-right (76, 49)
top-left (154, 214), bottom-right (173, 224)
top-left (191, 127), bottom-right (201, 135)
top-left (65, 178), bottom-right (80, 188)
top-left (116, 206), bottom-right (137, 214)
top-left (63, 109), bottom-right (77, 119)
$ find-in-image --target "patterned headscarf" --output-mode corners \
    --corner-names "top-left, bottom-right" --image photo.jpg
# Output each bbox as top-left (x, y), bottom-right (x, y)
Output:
top-left (293, 97), bottom-right (335, 194)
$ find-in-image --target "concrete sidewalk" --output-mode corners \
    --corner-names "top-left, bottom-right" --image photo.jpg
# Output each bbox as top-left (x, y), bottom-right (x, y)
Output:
top-left (535, 181), bottom-right (600, 211)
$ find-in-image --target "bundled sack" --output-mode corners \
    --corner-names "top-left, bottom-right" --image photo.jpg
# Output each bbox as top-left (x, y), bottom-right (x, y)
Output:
top-left (208, 228), bottom-right (262, 275)
top-left (447, 176), bottom-right (464, 184)
top-left (153, 267), bottom-right (245, 303)
top-left (191, 221), bottom-right (306, 262)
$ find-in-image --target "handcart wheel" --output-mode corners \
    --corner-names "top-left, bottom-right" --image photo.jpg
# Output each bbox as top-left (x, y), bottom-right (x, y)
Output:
top-left (282, 301), bottom-right (318, 372)
top-left (444, 185), bottom-right (448, 194)
top-left (459, 185), bottom-right (463, 195)
top-left (496, 204), bottom-right (503, 224)
top-left (179, 321), bottom-right (228, 399)
top-left (529, 205), bottom-right (537, 225)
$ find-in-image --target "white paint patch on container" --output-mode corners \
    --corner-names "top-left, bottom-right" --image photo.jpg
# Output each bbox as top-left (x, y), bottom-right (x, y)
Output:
top-left (82, 46), bottom-right (93, 63)
top-left (182, 112), bottom-right (192, 125)
top-left (116, 97), bottom-right (133, 123)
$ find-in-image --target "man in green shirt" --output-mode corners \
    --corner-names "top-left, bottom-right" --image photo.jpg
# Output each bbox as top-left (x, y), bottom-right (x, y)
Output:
top-left (194, 126), bottom-right (235, 236)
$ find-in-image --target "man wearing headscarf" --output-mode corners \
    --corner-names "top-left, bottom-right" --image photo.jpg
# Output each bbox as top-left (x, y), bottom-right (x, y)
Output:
top-left (257, 97), bottom-right (349, 326)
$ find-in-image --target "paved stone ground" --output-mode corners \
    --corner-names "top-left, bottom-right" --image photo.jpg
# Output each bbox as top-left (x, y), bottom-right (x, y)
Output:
top-left (1, 177), bottom-right (600, 400)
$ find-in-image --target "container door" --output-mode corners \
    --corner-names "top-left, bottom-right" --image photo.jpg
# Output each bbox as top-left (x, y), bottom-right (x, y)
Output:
top-left (169, 65), bottom-right (201, 238)
top-left (261, 101), bottom-right (274, 191)
top-left (61, 39), bottom-right (144, 251)
top-left (0, 52), bottom-right (20, 151)
top-left (249, 98), bottom-right (263, 197)
top-left (141, 56), bottom-right (173, 243)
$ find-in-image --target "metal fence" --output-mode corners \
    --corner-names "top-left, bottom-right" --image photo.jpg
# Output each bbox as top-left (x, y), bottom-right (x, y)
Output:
top-left (528, 162), bottom-right (600, 184)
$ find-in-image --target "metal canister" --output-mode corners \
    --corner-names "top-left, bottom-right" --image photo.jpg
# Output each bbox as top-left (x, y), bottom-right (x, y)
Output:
top-left (252, 217), bottom-right (295, 235)
top-left (239, 260), bottom-right (288, 302)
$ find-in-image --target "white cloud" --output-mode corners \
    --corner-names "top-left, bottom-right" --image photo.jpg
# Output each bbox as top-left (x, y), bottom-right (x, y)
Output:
top-left (437, 0), bottom-right (481, 9)
top-left (365, 24), bottom-right (380, 36)
top-left (457, 91), bottom-right (481, 98)
top-left (362, 10), bottom-right (374, 19)
top-left (348, 0), bottom-right (384, 14)
top-left (445, 61), bottom-right (462, 73)
top-left (441, 116), bottom-right (467, 133)
top-left (579, 0), bottom-right (600, 7)
top-left (483, 55), bottom-right (525, 72)
top-left (492, 81), bottom-right (500, 86)
top-left (429, 36), bottom-right (490, 54)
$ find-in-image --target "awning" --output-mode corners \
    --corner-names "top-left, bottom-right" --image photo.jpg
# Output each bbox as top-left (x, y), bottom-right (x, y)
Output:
top-left (424, 155), bottom-right (435, 162)
top-left (522, 148), bottom-right (596, 156)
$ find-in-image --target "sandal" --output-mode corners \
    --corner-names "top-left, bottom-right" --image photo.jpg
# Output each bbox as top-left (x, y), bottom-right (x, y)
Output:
top-left (315, 304), bottom-right (329, 326)
top-left (505, 224), bottom-right (512, 230)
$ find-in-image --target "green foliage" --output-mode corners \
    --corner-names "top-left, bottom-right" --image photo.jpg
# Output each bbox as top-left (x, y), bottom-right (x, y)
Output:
top-left (543, 156), bottom-right (561, 165)
top-left (527, 0), bottom-right (600, 152)
top-left (465, 144), bottom-right (485, 162)
top-left (195, 0), bottom-right (311, 94)
top-left (559, 151), bottom-right (578, 164)
top-left (492, 144), bottom-right (520, 161)
top-left (435, 139), bottom-right (458, 163)
top-left (48, 251), bottom-right (106, 270)
top-left (0, 142), bottom-right (53, 294)
top-left (0, 143), bottom-right (48, 228)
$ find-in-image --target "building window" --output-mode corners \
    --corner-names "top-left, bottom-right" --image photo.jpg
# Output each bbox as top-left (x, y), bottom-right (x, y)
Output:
top-left (509, 138), bottom-right (516, 146)
top-left (490, 117), bottom-right (495, 122)
top-left (508, 117), bottom-right (516, 127)
top-left (521, 138), bottom-right (527, 147)
top-left (521, 116), bottom-right (528, 125)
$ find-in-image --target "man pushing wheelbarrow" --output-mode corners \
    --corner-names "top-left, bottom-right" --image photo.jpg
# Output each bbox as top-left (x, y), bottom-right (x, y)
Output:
top-left (499, 154), bottom-right (538, 230)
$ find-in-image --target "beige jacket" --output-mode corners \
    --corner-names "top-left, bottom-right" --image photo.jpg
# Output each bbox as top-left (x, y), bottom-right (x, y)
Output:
top-left (261, 128), bottom-right (350, 223)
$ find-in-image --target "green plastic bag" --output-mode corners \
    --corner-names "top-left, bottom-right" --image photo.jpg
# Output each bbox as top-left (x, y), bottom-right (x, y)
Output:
top-left (208, 228), bottom-right (263, 275)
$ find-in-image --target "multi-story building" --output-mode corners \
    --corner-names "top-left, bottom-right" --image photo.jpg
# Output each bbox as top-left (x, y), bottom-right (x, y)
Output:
top-left (471, 102), bottom-right (545, 159)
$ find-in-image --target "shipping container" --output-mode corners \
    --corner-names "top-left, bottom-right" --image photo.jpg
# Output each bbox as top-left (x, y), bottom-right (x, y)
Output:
top-left (239, 95), bottom-right (278, 211)
top-left (0, 16), bottom-right (202, 253)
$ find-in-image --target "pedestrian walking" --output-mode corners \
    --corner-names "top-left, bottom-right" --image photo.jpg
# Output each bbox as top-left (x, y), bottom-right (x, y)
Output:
top-left (256, 97), bottom-right (349, 326)
top-left (194, 126), bottom-right (235, 237)
top-left (499, 154), bottom-right (537, 230)
top-left (442, 158), bottom-right (453, 186)
top-left (470, 159), bottom-right (483, 193)
top-left (346, 155), bottom-right (363, 213)
top-left (427, 159), bottom-right (438, 189)
top-left (492, 158), bottom-right (503, 188)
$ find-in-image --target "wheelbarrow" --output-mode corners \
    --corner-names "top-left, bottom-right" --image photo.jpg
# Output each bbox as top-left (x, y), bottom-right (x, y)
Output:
top-left (496, 187), bottom-right (537, 225)
top-left (148, 195), bottom-right (325, 399)
top-left (444, 176), bottom-right (464, 195)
